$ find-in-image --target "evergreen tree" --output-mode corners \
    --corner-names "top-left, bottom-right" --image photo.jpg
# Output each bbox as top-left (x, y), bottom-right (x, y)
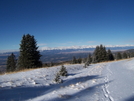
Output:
top-left (122, 52), bottom-right (128, 59)
top-left (72, 56), bottom-right (77, 64)
top-left (99, 45), bottom-right (107, 62)
top-left (59, 65), bottom-right (68, 76)
top-left (54, 72), bottom-right (63, 83)
top-left (6, 53), bottom-right (16, 72)
top-left (77, 57), bottom-right (82, 64)
top-left (92, 45), bottom-right (100, 63)
top-left (107, 49), bottom-right (114, 61)
top-left (86, 53), bottom-right (92, 64)
top-left (17, 34), bottom-right (42, 70)
top-left (116, 52), bottom-right (122, 60)
top-left (92, 44), bottom-right (107, 63)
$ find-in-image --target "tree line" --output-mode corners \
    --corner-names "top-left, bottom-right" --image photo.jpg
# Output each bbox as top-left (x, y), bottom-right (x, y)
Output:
top-left (72, 44), bottom-right (131, 66)
top-left (6, 34), bottom-right (133, 72)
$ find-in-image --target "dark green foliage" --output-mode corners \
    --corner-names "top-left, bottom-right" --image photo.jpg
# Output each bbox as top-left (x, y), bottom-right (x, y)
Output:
top-left (72, 56), bottom-right (77, 64)
top-left (124, 49), bottom-right (134, 58)
top-left (99, 45), bottom-right (108, 61)
top-left (54, 73), bottom-right (63, 83)
top-left (92, 44), bottom-right (108, 63)
top-left (59, 65), bottom-right (68, 76)
top-left (116, 52), bottom-right (122, 60)
top-left (107, 49), bottom-right (114, 61)
top-left (77, 57), bottom-right (82, 64)
top-left (127, 52), bottom-right (131, 58)
top-left (86, 53), bottom-right (92, 65)
top-left (17, 34), bottom-right (42, 70)
top-left (54, 65), bottom-right (67, 83)
top-left (92, 46), bottom-right (100, 63)
top-left (6, 53), bottom-right (16, 72)
top-left (122, 52), bottom-right (128, 59)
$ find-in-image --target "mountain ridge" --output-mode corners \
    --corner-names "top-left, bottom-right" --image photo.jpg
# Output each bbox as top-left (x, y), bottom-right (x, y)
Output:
top-left (40, 45), bottom-right (134, 51)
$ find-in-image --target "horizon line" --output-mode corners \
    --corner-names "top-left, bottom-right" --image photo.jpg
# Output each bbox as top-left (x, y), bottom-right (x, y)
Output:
top-left (1, 44), bottom-right (134, 53)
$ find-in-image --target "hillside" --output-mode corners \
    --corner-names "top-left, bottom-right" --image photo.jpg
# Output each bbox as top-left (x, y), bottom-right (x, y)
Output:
top-left (0, 58), bottom-right (134, 101)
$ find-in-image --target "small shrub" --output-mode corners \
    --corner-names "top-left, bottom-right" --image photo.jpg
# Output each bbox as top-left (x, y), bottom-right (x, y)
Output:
top-left (54, 73), bottom-right (63, 83)
top-left (59, 65), bottom-right (68, 76)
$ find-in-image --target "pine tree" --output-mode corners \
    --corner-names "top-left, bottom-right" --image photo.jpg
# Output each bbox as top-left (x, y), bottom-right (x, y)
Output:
top-left (116, 52), bottom-right (122, 60)
top-left (92, 45), bottom-right (100, 63)
top-left (72, 56), bottom-right (77, 64)
top-left (99, 45), bottom-right (107, 62)
top-left (6, 53), bottom-right (16, 72)
top-left (122, 52), bottom-right (128, 59)
top-left (92, 44), bottom-right (107, 63)
top-left (86, 53), bottom-right (92, 65)
top-left (77, 57), bottom-right (82, 64)
top-left (17, 34), bottom-right (42, 70)
top-left (59, 65), bottom-right (68, 76)
top-left (107, 49), bottom-right (114, 61)
top-left (54, 73), bottom-right (63, 83)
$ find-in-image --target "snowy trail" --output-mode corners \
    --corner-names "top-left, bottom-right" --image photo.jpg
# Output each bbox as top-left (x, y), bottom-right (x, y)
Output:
top-left (101, 59), bottom-right (134, 101)
top-left (0, 59), bottom-right (134, 101)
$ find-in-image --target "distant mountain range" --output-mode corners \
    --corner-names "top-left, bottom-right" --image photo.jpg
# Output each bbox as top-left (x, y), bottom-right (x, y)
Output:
top-left (40, 45), bottom-right (134, 51)
top-left (0, 45), bottom-right (134, 71)
top-left (1, 45), bottom-right (134, 54)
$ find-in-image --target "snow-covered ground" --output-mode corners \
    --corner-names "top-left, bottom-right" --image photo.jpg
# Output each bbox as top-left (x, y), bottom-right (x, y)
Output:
top-left (0, 58), bottom-right (134, 101)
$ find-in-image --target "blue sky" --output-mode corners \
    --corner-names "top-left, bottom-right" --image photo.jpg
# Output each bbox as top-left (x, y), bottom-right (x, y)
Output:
top-left (0, 0), bottom-right (134, 51)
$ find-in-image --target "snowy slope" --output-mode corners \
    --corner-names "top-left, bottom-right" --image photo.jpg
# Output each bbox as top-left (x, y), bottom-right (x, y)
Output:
top-left (0, 59), bottom-right (134, 101)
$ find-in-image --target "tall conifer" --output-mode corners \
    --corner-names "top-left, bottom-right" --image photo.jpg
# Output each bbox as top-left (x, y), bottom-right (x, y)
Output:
top-left (122, 52), bottom-right (127, 59)
top-left (72, 56), bottom-right (77, 64)
top-left (107, 49), bottom-right (114, 61)
top-left (17, 34), bottom-right (42, 70)
top-left (116, 52), bottom-right (122, 60)
top-left (92, 45), bottom-right (100, 63)
top-left (6, 53), bottom-right (16, 72)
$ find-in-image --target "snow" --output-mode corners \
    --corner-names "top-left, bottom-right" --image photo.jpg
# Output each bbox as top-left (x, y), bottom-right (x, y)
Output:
top-left (1, 59), bottom-right (134, 101)
top-left (40, 45), bottom-right (134, 51)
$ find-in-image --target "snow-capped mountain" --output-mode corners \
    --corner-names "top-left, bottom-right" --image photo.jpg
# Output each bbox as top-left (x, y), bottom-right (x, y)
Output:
top-left (40, 45), bottom-right (134, 51)
top-left (1, 45), bottom-right (134, 53)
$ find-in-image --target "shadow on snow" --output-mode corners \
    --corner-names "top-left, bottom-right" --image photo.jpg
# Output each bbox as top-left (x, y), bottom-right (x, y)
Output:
top-left (124, 95), bottom-right (134, 101)
top-left (48, 80), bottom-right (113, 101)
top-left (0, 75), bottom-right (104, 101)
